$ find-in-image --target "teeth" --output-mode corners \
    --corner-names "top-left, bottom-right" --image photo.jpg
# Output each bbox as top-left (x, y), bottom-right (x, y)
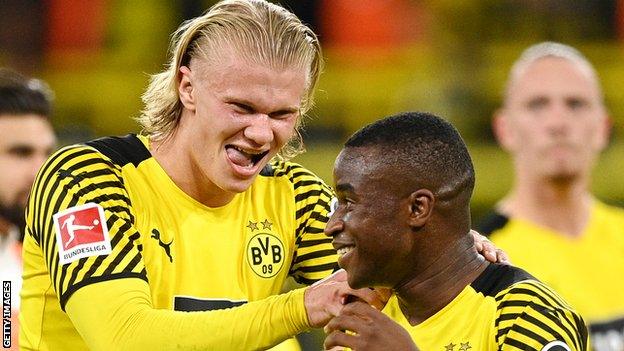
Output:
top-left (337, 246), bottom-right (354, 256)
top-left (234, 146), bottom-right (264, 156)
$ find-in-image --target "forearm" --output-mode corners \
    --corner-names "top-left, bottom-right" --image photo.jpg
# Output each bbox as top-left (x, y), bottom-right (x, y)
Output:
top-left (66, 279), bottom-right (310, 350)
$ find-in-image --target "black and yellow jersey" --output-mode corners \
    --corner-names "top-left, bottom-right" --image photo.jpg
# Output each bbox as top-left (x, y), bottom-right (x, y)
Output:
top-left (19, 134), bottom-right (337, 350)
top-left (479, 202), bottom-right (624, 351)
top-left (383, 264), bottom-right (588, 350)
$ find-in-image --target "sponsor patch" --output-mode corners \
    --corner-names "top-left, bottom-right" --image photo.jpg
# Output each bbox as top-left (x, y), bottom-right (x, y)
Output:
top-left (53, 203), bottom-right (111, 264)
top-left (541, 341), bottom-right (571, 351)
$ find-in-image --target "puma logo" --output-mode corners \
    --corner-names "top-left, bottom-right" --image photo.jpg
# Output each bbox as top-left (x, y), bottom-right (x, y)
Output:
top-left (151, 228), bottom-right (173, 262)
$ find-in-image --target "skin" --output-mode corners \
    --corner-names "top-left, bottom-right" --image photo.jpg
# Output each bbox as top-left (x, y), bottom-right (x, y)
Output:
top-left (151, 47), bottom-right (307, 208)
top-left (324, 146), bottom-right (489, 350)
top-left (493, 56), bottom-right (610, 237)
top-left (0, 114), bottom-right (56, 234)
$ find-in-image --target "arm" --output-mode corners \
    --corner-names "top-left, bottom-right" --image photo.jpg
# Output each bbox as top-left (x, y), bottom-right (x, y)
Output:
top-left (67, 269), bottom-right (385, 351)
top-left (67, 279), bottom-right (309, 350)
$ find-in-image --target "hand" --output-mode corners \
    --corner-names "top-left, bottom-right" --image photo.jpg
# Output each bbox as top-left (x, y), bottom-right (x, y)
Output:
top-left (304, 269), bottom-right (388, 327)
top-left (471, 229), bottom-right (510, 264)
top-left (323, 301), bottom-right (419, 351)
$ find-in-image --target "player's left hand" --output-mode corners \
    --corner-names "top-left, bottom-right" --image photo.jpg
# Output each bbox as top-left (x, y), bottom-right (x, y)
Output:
top-left (471, 229), bottom-right (510, 264)
top-left (323, 301), bottom-right (419, 351)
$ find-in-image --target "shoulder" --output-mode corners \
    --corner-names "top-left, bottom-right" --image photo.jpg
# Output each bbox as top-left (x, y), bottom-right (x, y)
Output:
top-left (84, 134), bottom-right (152, 168)
top-left (593, 200), bottom-right (624, 221)
top-left (471, 263), bottom-right (535, 297)
top-left (261, 159), bottom-right (323, 181)
top-left (475, 209), bottom-right (509, 237)
top-left (40, 134), bottom-right (149, 177)
top-left (494, 274), bottom-right (588, 350)
top-left (261, 159), bottom-right (333, 193)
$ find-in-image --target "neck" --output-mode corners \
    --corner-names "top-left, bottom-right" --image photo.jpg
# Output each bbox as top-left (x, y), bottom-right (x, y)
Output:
top-left (150, 133), bottom-right (235, 208)
top-left (393, 233), bottom-right (489, 325)
top-left (500, 175), bottom-right (592, 238)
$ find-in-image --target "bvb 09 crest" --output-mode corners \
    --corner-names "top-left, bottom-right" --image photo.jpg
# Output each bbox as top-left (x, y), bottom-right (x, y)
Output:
top-left (246, 233), bottom-right (285, 278)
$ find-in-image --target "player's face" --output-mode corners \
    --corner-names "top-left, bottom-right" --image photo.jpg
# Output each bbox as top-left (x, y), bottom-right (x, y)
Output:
top-left (0, 115), bottom-right (56, 225)
top-left (499, 57), bottom-right (608, 183)
top-left (179, 49), bottom-right (307, 196)
top-left (325, 147), bottom-right (413, 289)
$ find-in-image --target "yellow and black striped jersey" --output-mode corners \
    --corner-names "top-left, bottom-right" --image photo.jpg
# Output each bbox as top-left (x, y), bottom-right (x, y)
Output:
top-left (479, 201), bottom-right (624, 351)
top-left (383, 264), bottom-right (588, 351)
top-left (19, 134), bottom-right (337, 350)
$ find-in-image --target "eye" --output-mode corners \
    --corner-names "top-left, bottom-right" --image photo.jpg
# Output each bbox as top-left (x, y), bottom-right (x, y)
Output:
top-left (8, 146), bottom-right (35, 158)
top-left (327, 197), bottom-right (339, 217)
top-left (526, 97), bottom-right (548, 111)
top-left (566, 97), bottom-right (588, 111)
top-left (230, 102), bottom-right (254, 114)
top-left (268, 110), bottom-right (297, 120)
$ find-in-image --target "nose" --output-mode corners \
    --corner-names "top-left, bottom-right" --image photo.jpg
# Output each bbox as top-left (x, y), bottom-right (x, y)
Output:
top-left (324, 211), bottom-right (344, 238)
top-left (544, 102), bottom-right (571, 136)
top-left (244, 114), bottom-right (274, 146)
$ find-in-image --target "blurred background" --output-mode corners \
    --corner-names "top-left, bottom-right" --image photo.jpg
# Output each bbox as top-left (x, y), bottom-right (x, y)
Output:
top-left (2, 0), bottom-right (623, 349)
top-left (1, 0), bottom-right (623, 220)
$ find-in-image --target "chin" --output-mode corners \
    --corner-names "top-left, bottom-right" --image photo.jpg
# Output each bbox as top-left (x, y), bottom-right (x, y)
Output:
top-left (347, 273), bottom-right (373, 290)
top-left (225, 180), bottom-right (255, 194)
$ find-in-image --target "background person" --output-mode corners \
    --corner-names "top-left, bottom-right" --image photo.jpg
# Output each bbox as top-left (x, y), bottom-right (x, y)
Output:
top-left (0, 67), bottom-right (57, 350)
top-left (479, 42), bottom-right (624, 351)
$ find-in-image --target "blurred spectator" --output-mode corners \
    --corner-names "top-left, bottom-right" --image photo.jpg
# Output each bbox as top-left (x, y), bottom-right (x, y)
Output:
top-left (0, 2), bottom-right (46, 73)
top-left (0, 68), bottom-right (57, 350)
top-left (479, 42), bottom-right (624, 351)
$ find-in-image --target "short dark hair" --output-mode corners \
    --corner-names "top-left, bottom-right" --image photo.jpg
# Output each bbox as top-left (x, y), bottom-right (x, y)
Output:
top-left (345, 111), bottom-right (475, 202)
top-left (0, 68), bottom-right (53, 118)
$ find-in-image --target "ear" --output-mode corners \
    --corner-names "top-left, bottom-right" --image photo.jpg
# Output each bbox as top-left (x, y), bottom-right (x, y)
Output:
top-left (178, 65), bottom-right (195, 111)
top-left (492, 108), bottom-right (515, 152)
top-left (407, 189), bottom-right (434, 228)
top-left (594, 112), bottom-right (612, 151)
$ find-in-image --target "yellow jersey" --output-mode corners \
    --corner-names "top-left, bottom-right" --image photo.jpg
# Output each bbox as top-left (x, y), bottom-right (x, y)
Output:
top-left (479, 201), bottom-right (624, 351)
top-left (384, 263), bottom-right (588, 350)
top-left (20, 134), bottom-right (337, 350)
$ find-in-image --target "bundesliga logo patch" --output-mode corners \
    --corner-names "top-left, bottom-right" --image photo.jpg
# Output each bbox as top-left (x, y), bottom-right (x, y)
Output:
top-left (53, 203), bottom-right (112, 265)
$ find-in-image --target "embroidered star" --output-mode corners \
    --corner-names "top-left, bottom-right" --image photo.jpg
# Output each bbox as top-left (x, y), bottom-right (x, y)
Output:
top-left (246, 221), bottom-right (259, 231)
top-left (261, 219), bottom-right (273, 230)
top-left (459, 342), bottom-right (472, 351)
top-left (445, 342), bottom-right (456, 351)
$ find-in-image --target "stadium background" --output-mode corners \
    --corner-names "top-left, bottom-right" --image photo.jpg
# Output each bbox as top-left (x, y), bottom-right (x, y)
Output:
top-left (1, 0), bottom-right (623, 349)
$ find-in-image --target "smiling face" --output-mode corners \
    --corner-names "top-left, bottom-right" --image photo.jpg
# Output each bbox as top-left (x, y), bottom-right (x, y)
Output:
top-left (324, 147), bottom-right (414, 289)
top-left (176, 47), bottom-right (308, 199)
top-left (496, 56), bottom-right (609, 184)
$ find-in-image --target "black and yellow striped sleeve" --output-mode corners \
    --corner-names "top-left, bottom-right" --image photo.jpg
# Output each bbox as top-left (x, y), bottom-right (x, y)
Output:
top-left (25, 144), bottom-right (146, 310)
top-left (495, 280), bottom-right (589, 350)
top-left (274, 161), bottom-right (338, 285)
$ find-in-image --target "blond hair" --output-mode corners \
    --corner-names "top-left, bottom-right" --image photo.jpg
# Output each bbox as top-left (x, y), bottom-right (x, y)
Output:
top-left (138, 0), bottom-right (323, 158)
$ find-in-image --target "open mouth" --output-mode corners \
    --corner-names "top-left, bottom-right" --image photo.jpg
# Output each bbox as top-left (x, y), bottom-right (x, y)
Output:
top-left (226, 145), bottom-right (270, 170)
top-left (336, 246), bottom-right (354, 256)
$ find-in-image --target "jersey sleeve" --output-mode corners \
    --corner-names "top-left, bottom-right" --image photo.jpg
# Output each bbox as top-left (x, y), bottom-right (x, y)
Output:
top-left (276, 162), bottom-right (338, 285)
top-left (25, 144), bottom-right (146, 310)
top-left (66, 278), bottom-right (310, 351)
top-left (495, 280), bottom-right (589, 350)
